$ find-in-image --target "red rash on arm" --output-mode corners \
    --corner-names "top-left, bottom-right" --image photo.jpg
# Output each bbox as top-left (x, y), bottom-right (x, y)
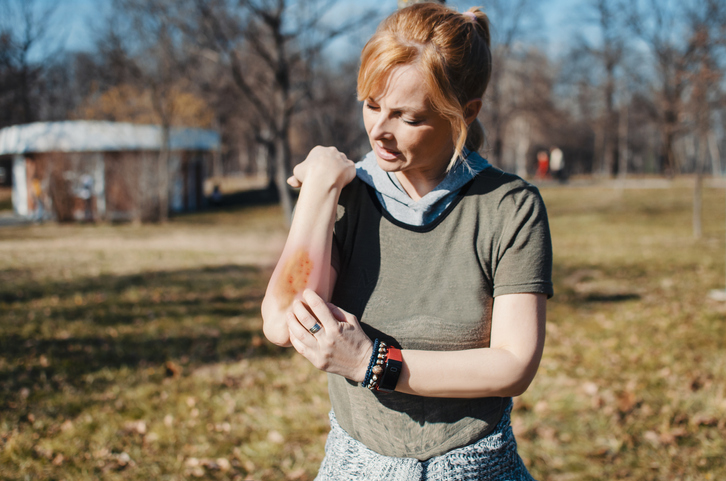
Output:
top-left (273, 248), bottom-right (314, 308)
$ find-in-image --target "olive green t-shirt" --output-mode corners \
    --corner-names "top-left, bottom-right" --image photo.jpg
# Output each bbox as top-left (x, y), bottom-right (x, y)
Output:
top-left (329, 166), bottom-right (553, 460)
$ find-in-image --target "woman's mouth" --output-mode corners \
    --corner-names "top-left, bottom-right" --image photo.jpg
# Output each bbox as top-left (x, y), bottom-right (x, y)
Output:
top-left (374, 143), bottom-right (401, 161)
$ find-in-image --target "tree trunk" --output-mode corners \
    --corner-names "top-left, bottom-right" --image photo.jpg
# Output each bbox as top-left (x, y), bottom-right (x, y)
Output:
top-left (158, 125), bottom-right (170, 223)
top-left (274, 136), bottom-right (293, 226)
top-left (593, 122), bottom-right (604, 176)
top-left (618, 101), bottom-right (628, 179)
top-left (662, 130), bottom-right (677, 177)
top-left (693, 133), bottom-right (707, 239)
top-left (603, 127), bottom-right (614, 177)
top-left (693, 173), bottom-right (702, 239)
top-left (709, 131), bottom-right (721, 176)
top-left (603, 70), bottom-right (616, 177)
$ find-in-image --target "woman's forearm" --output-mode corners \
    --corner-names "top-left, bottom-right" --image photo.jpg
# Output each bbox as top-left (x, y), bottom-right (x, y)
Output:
top-left (261, 147), bottom-right (353, 346)
top-left (262, 184), bottom-right (341, 346)
top-left (396, 347), bottom-right (537, 398)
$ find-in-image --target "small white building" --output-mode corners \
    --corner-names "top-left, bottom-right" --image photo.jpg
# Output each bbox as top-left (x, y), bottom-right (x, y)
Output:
top-left (0, 121), bottom-right (220, 222)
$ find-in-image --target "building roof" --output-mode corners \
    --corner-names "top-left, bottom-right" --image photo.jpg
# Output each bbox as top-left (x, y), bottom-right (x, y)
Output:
top-left (0, 121), bottom-right (220, 155)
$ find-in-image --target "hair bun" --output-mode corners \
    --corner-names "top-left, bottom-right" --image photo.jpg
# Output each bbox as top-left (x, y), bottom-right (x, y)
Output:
top-left (465, 9), bottom-right (491, 48)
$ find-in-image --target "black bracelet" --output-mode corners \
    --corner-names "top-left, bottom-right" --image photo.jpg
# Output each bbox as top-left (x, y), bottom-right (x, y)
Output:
top-left (362, 338), bottom-right (380, 387)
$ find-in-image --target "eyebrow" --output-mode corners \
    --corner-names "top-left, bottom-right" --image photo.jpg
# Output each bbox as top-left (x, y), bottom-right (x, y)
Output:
top-left (366, 97), bottom-right (428, 115)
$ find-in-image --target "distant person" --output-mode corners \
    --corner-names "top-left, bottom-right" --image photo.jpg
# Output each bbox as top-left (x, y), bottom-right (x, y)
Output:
top-left (535, 150), bottom-right (550, 179)
top-left (549, 146), bottom-right (565, 182)
top-left (262, 4), bottom-right (552, 479)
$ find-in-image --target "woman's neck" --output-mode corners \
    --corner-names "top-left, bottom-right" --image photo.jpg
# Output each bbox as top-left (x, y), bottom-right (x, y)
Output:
top-left (395, 167), bottom-right (447, 201)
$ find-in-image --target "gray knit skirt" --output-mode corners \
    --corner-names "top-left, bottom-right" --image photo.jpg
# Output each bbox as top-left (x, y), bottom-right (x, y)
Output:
top-left (315, 400), bottom-right (536, 481)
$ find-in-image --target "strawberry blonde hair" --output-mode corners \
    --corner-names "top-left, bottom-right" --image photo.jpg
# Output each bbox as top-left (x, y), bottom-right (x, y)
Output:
top-left (357, 3), bottom-right (492, 170)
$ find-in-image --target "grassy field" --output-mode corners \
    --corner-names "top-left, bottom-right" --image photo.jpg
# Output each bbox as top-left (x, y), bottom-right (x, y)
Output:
top-left (1, 180), bottom-right (725, 480)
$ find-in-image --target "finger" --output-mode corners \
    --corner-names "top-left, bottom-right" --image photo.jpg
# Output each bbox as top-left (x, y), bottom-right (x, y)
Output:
top-left (326, 302), bottom-right (357, 325)
top-left (287, 318), bottom-right (313, 357)
top-left (287, 311), bottom-right (318, 348)
top-left (292, 299), bottom-right (324, 335)
top-left (302, 289), bottom-right (337, 331)
top-left (286, 310), bottom-right (306, 337)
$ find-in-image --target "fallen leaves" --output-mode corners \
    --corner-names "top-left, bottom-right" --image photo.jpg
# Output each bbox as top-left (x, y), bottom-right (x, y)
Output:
top-left (267, 430), bottom-right (285, 444)
top-left (165, 360), bottom-right (182, 377)
top-left (616, 390), bottom-right (638, 414)
top-left (185, 456), bottom-right (232, 477)
top-left (123, 420), bottom-right (147, 435)
top-left (2, 186), bottom-right (725, 480)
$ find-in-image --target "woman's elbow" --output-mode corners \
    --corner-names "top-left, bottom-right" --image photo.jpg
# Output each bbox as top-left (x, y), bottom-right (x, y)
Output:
top-left (498, 356), bottom-right (541, 397)
top-left (503, 376), bottom-right (535, 397)
top-left (261, 297), bottom-right (292, 347)
top-left (263, 323), bottom-right (292, 347)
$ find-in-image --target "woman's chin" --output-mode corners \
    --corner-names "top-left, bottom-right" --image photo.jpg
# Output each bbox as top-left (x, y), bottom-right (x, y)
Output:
top-left (376, 156), bottom-right (404, 172)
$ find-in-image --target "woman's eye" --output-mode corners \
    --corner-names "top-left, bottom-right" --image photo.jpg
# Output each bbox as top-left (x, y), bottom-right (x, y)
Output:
top-left (365, 102), bottom-right (379, 111)
top-left (403, 118), bottom-right (423, 126)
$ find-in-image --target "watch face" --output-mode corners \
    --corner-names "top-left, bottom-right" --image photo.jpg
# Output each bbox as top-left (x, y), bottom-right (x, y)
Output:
top-left (379, 358), bottom-right (403, 393)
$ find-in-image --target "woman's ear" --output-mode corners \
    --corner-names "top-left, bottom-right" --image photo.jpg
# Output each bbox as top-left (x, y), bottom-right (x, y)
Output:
top-left (464, 98), bottom-right (483, 125)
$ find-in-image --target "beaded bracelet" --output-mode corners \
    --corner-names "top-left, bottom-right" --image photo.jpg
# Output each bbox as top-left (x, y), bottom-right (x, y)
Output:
top-left (364, 340), bottom-right (388, 391)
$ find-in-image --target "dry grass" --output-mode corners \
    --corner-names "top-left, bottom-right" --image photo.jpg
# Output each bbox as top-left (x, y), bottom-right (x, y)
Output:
top-left (0, 181), bottom-right (725, 480)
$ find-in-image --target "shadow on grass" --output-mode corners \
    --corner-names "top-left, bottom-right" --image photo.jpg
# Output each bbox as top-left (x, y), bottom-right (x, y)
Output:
top-left (0, 264), bottom-right (288, 409)
top-left (582, 293), bottom-right (641, 303)
top-left (2, 265), bottom-right (261, 305)
top-left (551, 264), bottom-right (644, 305)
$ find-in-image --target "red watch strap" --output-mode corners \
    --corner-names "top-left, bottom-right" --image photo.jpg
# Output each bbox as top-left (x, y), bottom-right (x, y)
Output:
top-left (387, 346), bottom-right (402, 362)
top-left (378, 346), bottom-right (402, 393)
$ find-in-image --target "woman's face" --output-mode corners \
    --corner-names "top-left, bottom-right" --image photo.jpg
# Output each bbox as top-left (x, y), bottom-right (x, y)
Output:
top-left (363, 65), bottom-right (454, 193)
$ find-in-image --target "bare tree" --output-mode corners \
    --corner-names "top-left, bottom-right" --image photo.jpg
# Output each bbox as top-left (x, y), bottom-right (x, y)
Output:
top-left (625, 0), bottom-right (725, 176)
top-left (586, 0), bottom-right (624, 177)
top-left (302, 59), bottom-right (369, 161)
top-left (479, 0), bottom-right (542, 170)
top-left (92, 0), bottom-right (200, 222)
top-left (184, 0), bottom-right (376, 225)
top-left (0, 0), bottom-right (60, 127)
top-left (682, 1), bottom-right (726, 236)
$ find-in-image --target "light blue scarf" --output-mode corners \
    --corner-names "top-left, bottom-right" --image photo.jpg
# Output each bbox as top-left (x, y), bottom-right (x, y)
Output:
top-left (356, 148), bottom-right (490, 226)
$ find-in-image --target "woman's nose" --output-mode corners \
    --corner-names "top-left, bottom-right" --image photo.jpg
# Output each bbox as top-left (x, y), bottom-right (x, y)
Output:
top-left (369, 115), bottom-right (392, 141)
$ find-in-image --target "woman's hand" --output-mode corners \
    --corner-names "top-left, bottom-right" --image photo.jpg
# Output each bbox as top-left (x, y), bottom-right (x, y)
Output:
top-left (287, 289), bottom-right (373, 382)
top-left (287, 146), bottom-right (356, 190)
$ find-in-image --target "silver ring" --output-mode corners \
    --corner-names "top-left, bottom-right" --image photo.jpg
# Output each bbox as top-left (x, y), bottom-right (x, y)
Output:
top-left (309, 323), bottom-right (322, 334)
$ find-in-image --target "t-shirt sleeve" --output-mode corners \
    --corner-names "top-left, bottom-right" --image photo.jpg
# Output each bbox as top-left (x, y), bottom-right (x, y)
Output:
top-left (492, 185), bottom-right (554, 298)
top-left (331, 194), bottom-right (349, 275)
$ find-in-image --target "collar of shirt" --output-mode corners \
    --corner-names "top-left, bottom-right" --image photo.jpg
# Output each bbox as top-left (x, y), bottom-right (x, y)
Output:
top-left (355, 148), bottom-right (491, 226)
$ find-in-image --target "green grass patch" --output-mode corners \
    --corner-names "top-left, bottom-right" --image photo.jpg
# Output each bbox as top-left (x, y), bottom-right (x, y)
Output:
top-left (1, 183), bottom-right (725, 480)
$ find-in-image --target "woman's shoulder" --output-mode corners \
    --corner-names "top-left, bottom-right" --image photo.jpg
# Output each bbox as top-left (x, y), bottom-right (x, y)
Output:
top-left (338, 152), bottom-right (379, 203)
top-left (469, 166), bottom-right (543, 202)
top-left (339, 175), bottom-right (369, 199)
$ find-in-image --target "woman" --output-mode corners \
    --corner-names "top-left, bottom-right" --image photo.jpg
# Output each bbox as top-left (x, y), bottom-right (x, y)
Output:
top-left (261, 4), bottom-right (552, 479)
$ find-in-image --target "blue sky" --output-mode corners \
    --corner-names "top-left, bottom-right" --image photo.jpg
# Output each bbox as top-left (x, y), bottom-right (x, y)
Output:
top-left (43, 0), bottom-right (587, 60)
